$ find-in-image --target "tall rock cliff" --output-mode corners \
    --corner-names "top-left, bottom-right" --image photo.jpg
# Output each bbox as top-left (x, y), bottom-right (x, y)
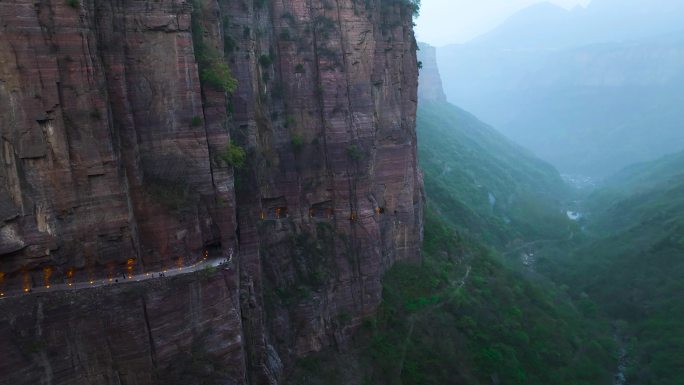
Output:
top-left (417, 42), bottom-right (446, 103)
top-left (0, 0), bottom-right (422, 383)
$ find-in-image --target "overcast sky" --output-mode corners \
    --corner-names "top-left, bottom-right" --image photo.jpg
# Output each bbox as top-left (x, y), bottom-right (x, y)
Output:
top-left (416, 0), bottom-right (592, 46)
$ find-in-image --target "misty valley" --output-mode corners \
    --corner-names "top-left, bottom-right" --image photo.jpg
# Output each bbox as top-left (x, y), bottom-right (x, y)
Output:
top-left (0, 0), bottom-right (682, 384)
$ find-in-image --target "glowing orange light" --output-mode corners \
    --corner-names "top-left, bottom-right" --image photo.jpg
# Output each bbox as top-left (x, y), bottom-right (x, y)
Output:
top-left (127, 258), bottom-right (135, 272)
top-left (68, 283), bottom-right (73, 287)
top-left (46, 285), bottom-right (50, 289)
top-left (87, 265), bottom-right (95, 285)
top-left (43, 266), bottom-right (53, 288)
top-left (89, 281), bottom-right (94, 284)
top-left (66, 267), bottom-right (75, 286)
top-left (106, 262), bottom-right (116, 282)
top-left (22, 269), bottom-right (31, 293)
top-left (0, 293), bottom-right (4, 297)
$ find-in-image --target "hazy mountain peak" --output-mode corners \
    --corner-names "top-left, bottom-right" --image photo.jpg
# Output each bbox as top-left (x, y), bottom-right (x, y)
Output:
top-left (512, 1), bottom-right (568, 16)
top-left (467, 0), bottom-right (684, 49)
top-left (468, 2), bottom-right (577, 49)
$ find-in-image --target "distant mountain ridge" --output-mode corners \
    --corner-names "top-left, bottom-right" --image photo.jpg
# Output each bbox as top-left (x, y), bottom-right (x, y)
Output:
top-left (437, 0), bottom-right (684, 177)
top-left (470, 0), bottom-right (684, 49)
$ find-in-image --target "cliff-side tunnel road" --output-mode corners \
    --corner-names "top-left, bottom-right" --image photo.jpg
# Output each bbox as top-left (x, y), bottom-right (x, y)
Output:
top-left (0, 254), bottom-right (233, 300)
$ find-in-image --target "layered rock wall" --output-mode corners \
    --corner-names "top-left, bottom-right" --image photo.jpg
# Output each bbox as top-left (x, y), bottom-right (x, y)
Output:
top-left (417, 42), bottom-right (447, 102)
top-left (0, 0), bottom-right (238, 289)
top-left (0, 270), bottom-right (247, 384)
top-left (0, 0), bottom-right (422, 383)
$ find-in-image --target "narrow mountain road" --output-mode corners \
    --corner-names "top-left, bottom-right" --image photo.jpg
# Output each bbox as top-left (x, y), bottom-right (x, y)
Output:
top-left (0, 255), bottom-right (233, 300)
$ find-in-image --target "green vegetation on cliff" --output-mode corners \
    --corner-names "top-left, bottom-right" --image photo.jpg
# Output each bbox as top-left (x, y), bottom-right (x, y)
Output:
top-left (191, 0), bottom-right (238, 93)
top-left (222, 141), bottom-right (247, 169)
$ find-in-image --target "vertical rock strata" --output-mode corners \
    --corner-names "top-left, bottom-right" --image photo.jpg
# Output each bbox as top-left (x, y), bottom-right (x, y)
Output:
top-left (0, 0), bottom-right (422, 383)
top-left (0, 0), bottom-right (238, 286)
top-left (0, 271), bottom-right (248, 384)
top-left (417, 42), bottom-right (447, 102)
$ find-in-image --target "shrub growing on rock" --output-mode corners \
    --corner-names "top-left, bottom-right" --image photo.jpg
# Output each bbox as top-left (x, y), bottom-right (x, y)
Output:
top-left (222, 141), bottom-right (247, 169)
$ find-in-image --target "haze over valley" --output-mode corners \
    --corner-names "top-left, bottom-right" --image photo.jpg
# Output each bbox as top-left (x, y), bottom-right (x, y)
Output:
top-left (407, 1), bottom-right (684, 383)
top-left (434, 0), bottom-right (684, 177)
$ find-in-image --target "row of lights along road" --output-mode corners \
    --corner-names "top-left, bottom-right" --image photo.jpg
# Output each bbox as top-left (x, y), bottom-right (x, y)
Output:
top-left (0, 251), bottom-right (211, 298)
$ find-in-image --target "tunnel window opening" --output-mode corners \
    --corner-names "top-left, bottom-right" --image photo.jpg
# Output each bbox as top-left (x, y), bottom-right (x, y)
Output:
top-left (376, 207), bottom-right (385, 214)
top-left (309, 200), bottom-right (334, 219)
top-left (261, 197), bottom-right (289, 220)
top-left (261, 207), bottom-right (289, 219)
top-left (203, 243), bottom-right (222, 259)
top-left (274, 207), bottom-right (289, 219)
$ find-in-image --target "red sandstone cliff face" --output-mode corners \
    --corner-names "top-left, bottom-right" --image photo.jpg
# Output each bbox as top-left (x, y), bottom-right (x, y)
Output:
top-left (0, 0), bottom-right (238, 289)
top-left (0, 0), bottom-right (421, 383)
top-left (0, 270), bottom-right (247, 384)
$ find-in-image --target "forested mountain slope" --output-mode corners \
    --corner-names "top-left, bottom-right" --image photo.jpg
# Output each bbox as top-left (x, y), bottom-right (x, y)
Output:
top-left (417, 100), bottom-right (573, 249)
top-left (539, 151), bottom-right (684, 385)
